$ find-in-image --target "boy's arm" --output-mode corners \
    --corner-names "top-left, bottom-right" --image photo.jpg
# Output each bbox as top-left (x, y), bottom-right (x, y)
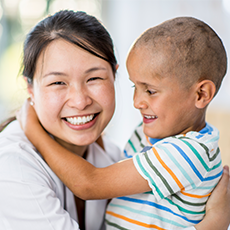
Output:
top-left (17, 99), bottom-right (151, 200)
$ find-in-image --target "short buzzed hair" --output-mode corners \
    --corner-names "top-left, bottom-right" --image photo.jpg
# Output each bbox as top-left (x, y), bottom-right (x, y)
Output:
top-left (133, 17), bottom-right (227, 94)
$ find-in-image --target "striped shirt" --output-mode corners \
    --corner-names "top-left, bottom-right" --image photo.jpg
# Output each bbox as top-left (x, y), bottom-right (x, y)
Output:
top-left (106, 123), bottom-right (223, 229)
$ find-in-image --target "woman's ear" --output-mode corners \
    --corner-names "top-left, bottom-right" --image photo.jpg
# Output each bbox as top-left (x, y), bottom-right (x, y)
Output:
top-left (195, 80), bottom-right (216, 109)
top-left (24, 77), bottom-right (34, 100)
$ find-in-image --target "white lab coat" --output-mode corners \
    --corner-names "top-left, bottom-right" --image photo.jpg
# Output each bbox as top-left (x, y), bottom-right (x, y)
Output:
top-left (0, 121), bottom-right (121, 230)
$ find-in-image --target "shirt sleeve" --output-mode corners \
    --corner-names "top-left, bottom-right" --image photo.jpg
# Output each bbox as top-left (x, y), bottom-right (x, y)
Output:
top-left (0, 146), bottom-right (80, 230)
top-left (133, 136), bottom-right (222, 201)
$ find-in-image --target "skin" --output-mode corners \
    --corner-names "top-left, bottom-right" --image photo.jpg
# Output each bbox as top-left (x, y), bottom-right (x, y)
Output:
top-left (27, 38), bottom-right (116, 157)
top-left (17, 43), bottom-right (230, 229)
top-left (128, 45), bottom-right (216, 139)
top-left (19, 43), bottom-right (217, 199)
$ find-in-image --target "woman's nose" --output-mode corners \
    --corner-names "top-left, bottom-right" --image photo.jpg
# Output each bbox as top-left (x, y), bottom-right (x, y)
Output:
top-left (66, 85), bottom-right (93, 110)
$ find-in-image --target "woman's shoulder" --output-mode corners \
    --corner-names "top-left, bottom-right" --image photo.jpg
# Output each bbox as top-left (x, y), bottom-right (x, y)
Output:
top-left (0, 120), bottom-right (59, 187)
top-left (103, 135), bottom-right (121, 160)
top-left (88, 135), bottom-right (121, 166)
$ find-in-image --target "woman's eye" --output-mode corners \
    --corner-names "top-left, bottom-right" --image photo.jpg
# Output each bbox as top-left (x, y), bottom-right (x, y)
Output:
top-left (51, 81), bottom-right (65, 85)
top-left (87, 77), bottom-right (103, 82)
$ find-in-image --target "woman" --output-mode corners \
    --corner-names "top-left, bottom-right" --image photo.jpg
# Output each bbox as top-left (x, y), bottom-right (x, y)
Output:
top-left (0, 10), bottom-right (120, 230)
top-left (0, 10), bottom-right (229, 230)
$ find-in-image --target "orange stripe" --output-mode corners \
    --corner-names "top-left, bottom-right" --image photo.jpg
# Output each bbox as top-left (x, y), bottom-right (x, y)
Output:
top-left (146, 137), bottom-right (210, 198)
top-left (106, 211), bottom-right (166, 229)
top-left (181, 191), bottom-right (211, 198)
top-left (146, 135), bottom-right (152, 145)
top-left (152, 147), bottom-right (184, 190)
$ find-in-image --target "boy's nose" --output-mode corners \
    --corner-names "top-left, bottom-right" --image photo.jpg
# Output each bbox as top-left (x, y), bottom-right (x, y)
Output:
top-left (133, 91), bottom-right (148, 110)
top-left (67, 86), bottom-right (93, 110)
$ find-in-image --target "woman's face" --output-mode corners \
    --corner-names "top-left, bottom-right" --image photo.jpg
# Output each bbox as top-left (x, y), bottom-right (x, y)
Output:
top-left (28, 39), bottom-right (115, 150)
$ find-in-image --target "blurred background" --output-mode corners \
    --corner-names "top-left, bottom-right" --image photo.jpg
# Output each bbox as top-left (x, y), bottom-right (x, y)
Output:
top-left (0, 0), bottom-right (229, 165)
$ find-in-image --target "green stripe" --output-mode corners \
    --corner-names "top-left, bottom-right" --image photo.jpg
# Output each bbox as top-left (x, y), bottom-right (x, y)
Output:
top-left (134, 130), bottom-right (145, 149)
top-left (157, 144), bottom-right (196, 189)
top-left (128, 139), bottom-right (137, 153)
top-left (108, 203), bottom-right (187, 228)
top-left (135, 154), bottom-right (164, 198)
top-left (105, 219), bottom-right (130, 230)
top-left (181, 139), bottom-right (217, 172)
top-left (209, 147), bottom-right (220, 161)
top-left (179, 136), bottom-right (220, 162)
top-left (165, 196), bottom-right (206, 214)
top-left (134, 130), bottom-right (142, 142)
top-left (144, 190), bottom-right (207, 207)
top-left (207, 136), bottom-right (219, 143)
top-left (144, 152), bottom-right (175, 196)
top-left (141, 147), bottom-right (207, 213)
top-left (181, 139), bottom-right (221, 171)
top-left (171, 194), bottom-right (207, 207)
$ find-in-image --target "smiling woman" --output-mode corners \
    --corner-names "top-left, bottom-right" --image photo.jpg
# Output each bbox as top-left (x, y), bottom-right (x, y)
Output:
top-left (0, 10), bottom-right (120, 230)
top-left (28, 38), bottom-right (116, 152)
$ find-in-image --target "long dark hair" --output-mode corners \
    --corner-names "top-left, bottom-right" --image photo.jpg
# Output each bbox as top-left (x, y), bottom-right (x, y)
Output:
top-left (23, 10), bottom-right (117, 84)
top-left (0, 10), bottom-right (117, 131)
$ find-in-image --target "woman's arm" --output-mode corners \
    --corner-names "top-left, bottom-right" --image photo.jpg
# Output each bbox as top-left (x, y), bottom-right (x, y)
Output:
top-left (195, 165), bottom-right (230, 230)
top-left (17, 99), bottom-right (151, 200)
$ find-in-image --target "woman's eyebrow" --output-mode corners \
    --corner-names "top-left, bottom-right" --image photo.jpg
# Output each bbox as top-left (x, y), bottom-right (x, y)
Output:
top-left (42, 72), bottom-right (67, 78)
top-left (85, 67), bottom-right (107, 74)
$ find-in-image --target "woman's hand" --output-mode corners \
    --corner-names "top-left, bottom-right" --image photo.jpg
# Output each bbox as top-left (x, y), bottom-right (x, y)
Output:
top-left (195, 165), bottom-right (230, 230)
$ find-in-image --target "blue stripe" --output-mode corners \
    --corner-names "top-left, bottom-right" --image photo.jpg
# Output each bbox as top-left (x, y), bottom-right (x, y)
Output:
top-left (116, 196), bottom-right (200, 224)
top-left (164, 142), bottom-right (222, 181)
top-left (123, 149), bottom-right (133, 158)
top-left (157, 144), bottom-right (196, 189)
top-left (135, 155), bottom-right (164, 199)
top-left (206, 136), bottom-right (219, 144)
top-left (108, 203), bottom-right (188, 228)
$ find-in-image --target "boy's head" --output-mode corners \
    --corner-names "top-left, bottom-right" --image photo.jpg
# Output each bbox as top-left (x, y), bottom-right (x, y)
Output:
top-left (127, 17), bottom-right (227, 139)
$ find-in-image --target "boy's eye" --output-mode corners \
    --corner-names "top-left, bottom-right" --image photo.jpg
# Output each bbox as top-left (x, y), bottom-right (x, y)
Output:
top-left (146, 89), bottom-right (156, 95)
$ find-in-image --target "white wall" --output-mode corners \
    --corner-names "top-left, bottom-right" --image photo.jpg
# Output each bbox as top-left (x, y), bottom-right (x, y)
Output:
top-left (101, 0), bottom-right (230, 149)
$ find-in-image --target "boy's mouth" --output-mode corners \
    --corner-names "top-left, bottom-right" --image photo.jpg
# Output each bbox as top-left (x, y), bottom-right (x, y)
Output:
top-left (64, 113), bottom-right (99, 125)
top-left (144, 115), bottom-right (158, 119)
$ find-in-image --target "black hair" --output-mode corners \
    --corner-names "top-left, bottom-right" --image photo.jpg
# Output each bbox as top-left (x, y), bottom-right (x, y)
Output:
top-left (23, 10), bottom-right (117, 83)
top-left (133, 17), bottom-right (227, 95)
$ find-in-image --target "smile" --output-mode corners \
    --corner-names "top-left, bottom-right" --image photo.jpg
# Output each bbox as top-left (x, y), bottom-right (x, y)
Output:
top-left (66, 115), bottom-right (95, 125)
top-left (144, 115), bottom-right (158, 119)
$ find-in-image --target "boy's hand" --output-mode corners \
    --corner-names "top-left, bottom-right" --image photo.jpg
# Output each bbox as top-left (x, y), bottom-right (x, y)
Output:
top-left (16, 98), bottom-right (39, 133)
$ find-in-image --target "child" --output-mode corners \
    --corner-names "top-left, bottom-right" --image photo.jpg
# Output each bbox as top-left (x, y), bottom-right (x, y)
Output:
top-left (18, 16), bottom-right (227, 229)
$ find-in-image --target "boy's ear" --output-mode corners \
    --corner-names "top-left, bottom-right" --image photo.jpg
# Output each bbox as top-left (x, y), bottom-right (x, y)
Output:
top-left (195, 80), bottom-right (216, 109)
top-left (24, 76), bottom-right (34, 100)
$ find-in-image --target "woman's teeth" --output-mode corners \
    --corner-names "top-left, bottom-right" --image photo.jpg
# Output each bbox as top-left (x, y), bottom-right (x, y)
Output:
top-left (66, 115), bottom-right (94, 125)
top-left (144, 115), bottom-right (157, 119)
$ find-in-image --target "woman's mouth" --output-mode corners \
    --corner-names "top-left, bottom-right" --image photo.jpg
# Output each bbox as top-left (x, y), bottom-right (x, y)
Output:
top-left (64, 113), bottom-right (99, 125)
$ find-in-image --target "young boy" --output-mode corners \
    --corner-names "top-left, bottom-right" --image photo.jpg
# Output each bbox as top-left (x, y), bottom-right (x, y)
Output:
top-left (18, 17), bottom-right (227, 229)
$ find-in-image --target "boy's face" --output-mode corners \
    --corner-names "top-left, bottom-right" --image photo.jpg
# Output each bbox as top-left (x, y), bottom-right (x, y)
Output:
top-left (127, 45), bottom-right (203, 139)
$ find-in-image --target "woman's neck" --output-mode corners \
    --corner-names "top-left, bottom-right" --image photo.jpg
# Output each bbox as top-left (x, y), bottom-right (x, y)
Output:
top-left (53, 136), bottom-right (88, 157)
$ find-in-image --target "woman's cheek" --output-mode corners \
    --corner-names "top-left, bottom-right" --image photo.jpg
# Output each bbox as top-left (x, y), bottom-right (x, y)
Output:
top-left (34, 90), bottom-right (64, 123)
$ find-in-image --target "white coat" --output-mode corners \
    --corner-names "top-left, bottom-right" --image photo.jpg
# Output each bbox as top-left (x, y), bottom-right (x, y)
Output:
top-left (0, 121), bottom-right (121, 230)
